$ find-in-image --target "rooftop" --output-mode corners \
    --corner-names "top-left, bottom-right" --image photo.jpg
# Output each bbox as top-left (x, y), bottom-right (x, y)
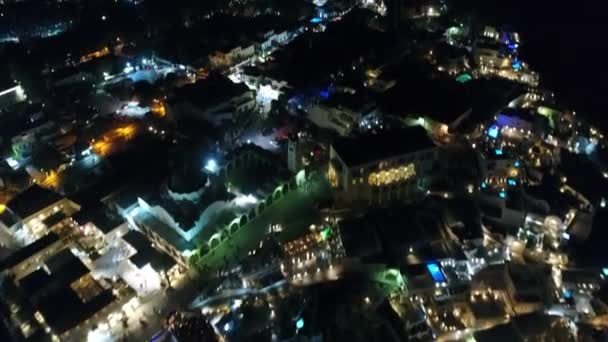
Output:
top-left (132, 210), bottom-right (195, 252)
top-left (332, 126), bottom-right (434, 167)
top-left (170, 73), bottom-right (250, 112)
top-left (6, 185), bottom-right (63, 219)
top-left (0, 232), bottom-right (60, 271)
top-left (123, 229), bottom-right (176, 270)
top-left (72, 207), bottom-right (124, 234)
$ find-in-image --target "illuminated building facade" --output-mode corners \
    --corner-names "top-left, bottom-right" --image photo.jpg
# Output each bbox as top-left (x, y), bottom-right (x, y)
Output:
top-left (0, 82), bottom-right (27, 110)
top-left (328, 127), bottom-right (436, 205)
top-left (0, 185), bottom-right (80, 248)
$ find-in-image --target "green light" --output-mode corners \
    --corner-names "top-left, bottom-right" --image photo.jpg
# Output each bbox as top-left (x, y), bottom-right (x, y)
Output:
top-left (321, 226), bottom-right (332, 240)
top-left (296, 318), bottom-right (304, 329)
top-left (456, 73), bottom-right (472, 83)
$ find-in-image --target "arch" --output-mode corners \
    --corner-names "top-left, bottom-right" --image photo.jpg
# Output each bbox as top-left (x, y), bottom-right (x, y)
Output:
top-left (199, 244), bottom-right (210, 256)
top-left (229, 222), bottom-right (239, 234)
top-left (188, 253), bottom-right (200, 266)
top-left (239, 215), bottom-right (248, 226)
top-left (266, 195), bottom-right (273, 205)
top-left (256, 201), bottom-right (266, 214)
top-left (248, 209), bottom-right (256, 221)
top-left (221, 229), bottom-right (230, 240)
top-left (273, 185), bottom-right (285, 200)
top-left (209, 233), bottom-right (222, 248)
top-left (288, 178), bottom-right (297, 190)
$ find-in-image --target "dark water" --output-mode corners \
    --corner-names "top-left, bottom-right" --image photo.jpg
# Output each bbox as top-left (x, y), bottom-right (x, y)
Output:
top-left (455, 0), bottom-right (607, 127)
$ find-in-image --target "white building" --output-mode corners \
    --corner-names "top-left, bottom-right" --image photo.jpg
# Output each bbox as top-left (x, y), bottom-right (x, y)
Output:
top-left (0, 82), bottom-right (26, 110)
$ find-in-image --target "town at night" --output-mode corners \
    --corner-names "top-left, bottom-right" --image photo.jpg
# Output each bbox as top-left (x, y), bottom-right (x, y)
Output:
top-left (0, 0), bottom-right (606, 341)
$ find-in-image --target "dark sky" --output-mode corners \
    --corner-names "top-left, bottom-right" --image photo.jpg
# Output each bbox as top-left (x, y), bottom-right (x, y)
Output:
top-left (455, 0), bottom-right (607, 127)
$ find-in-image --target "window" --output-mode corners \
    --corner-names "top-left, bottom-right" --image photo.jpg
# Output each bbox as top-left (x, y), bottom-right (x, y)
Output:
top-left (368, 163), bottom-right (416, 187)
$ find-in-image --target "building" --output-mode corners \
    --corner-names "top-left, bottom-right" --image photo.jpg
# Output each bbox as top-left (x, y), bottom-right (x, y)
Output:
top-left (0, 185), bottom-right (80, 248)
top-left (0, 78), bottom-right (27, 111)
top-left (10, 121), bottom-right (65, 161)
top-left (307, 104), bottom-right (360, 136)
top-left (307, 90), bottom-right (376, 137)
top-left (168, 74), bottom-right (256, 126)
top-left (472, 263), bottom-right (554, 315)
top-left (328, 127), bottom-right (436, 205)
top-left (473, 312), bottom-right (574, 342)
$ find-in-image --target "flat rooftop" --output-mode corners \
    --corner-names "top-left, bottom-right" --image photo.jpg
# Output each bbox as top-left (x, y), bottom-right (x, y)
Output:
top-left (332, 126), bottom-right (434, 167)
top-left (0, 232), bottom-right (60, 271)
top-left (123, 229), bottom-right (176, 271)
top-left (73, 207), bottom-right (124, 234)
top-left (6, 185), bottom-right (63, 219)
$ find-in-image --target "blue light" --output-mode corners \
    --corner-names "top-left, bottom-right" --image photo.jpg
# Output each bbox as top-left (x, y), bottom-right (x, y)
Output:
top-left (487, 125), bottom-right (499, 139)
top-left (426, 263), bottom-right (446, 283)
top-left (224, 322), bottom-right (232, 332)
top-left (310, 17), bottom-right (322, 23)
top-left (507, 179), bottom-right (517, 186)
top-left (319, 90), bottom-right (330, 99)
top-left (495, 149), bottom-right (503, 156)
top-left (514, 161), bottom-right (521, 168)
top-left (512, 60), bottom-right (522, 71)
top-left (563, 290), bottom-right (573, 299)
top-left (481, 181), bottom-right (487, 189)
top-left (499, 191), bottom-right (507, 199)
top-left (296, 318), bottom-right (304, 329)
top-left (603, 268), bottom-right (608, 276)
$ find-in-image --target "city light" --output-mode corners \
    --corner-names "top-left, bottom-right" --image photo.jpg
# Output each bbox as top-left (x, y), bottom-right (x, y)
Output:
top-left (234, 194), bottom-right (258, 206)
top-left (426, 263), bottom-right (446, 283)
top-left (487, 125), bottom-right (499, 139)
top-left (205, 159), bottom-right (218, 173)
top-left (296, 318), bottom-right (304, 329)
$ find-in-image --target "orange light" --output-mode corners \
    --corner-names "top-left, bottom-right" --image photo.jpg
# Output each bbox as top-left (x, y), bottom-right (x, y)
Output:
top-left (114, 124), bottom-right (136, 139)
top-left (92, 140), bottom-right (111, 156)
top-left (151, 100), bottom-right (166, 118)
top-left (42, 170), bottom-right (60, 189)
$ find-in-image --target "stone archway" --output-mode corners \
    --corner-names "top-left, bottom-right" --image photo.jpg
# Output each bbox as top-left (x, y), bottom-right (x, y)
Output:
top-left (209, 234), bottom-right (222, 248)
top-left (229, 222), bottom-right (239, 234)
top-left (256, 201), bottom-right (266, 214)
top-left (239, 215), bottom-right (248, 226)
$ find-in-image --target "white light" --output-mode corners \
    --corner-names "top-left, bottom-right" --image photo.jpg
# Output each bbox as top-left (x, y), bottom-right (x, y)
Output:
top-left (5, 157), bottom-right (19, 169)
top-left (234, 194), bottom-right (258, 206)
top-left (0, 85), bottom-right (22, 97)
top-left (101, 15), bottom-right (106, 21)
top-left (224, 322), bottom-right (231, 332)
top-left (205, 159), bottom-right (218, 173)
